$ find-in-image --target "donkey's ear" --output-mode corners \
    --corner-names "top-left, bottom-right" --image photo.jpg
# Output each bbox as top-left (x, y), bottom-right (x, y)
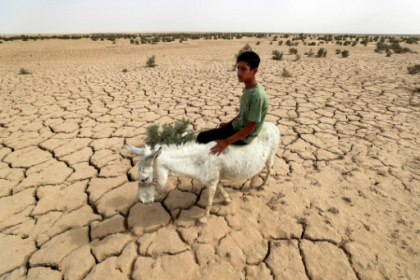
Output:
top-left (145, 147), bottom-right (162, 162)
top-left (124, 143), bottom-right (145, 157)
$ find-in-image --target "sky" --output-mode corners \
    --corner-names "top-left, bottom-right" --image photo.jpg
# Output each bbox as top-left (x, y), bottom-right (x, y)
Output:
top-left (1, 0), bottom-right (419, 35)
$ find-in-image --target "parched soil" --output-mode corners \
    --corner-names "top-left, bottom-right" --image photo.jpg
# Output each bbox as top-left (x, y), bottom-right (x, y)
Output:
top-left (0, 37), bottom-right (419, 279)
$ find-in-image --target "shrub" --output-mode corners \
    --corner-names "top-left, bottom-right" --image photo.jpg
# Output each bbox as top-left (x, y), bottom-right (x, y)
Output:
top-left (335, 49), bottom-right (341, 54)
top-left (122, 68), bottom-right (128, 73)
top-left (294, 54), bottom-right (301, 61)
top-left (146, 56), bottom-right (157, 67)
top-left (375, 42), bottom-right (411, 54)
top-left (282, 68), bottom-right (292, 77)
top-left (341, 50), bottom-right (349, 57)
top-left (233, 44), bottom-right (253, 70)
top-left (317, 48), bottom-right (327, 57)
top-left (288, 47), bottom-right (298, 54)
top-left (375, 42), bottom-right (388, 53)
top-left (272, 50), bottom-right (283, 60)
top-left (278, 40), bottom-right (283, 46)
top-left (145, 118), bottom-right (194, 149)
top-left (256, 41), bottom-right (261, 45)
top-left (391, 42), bottom-right (411, 53)
top-left (404, 37), bottom-right (419, 44)
top-left (152, 36), bottom-right (160, 44)
top-left (408, 64), bottom-right (420, 75)
top-left (305, 49), bottom-right (315, 57)
top-left (19, 68), bottom-right (31, 75)
top-left (140, 36), bottom-right (149, 44)
top-left (236, 43), bottom-right (252, 58)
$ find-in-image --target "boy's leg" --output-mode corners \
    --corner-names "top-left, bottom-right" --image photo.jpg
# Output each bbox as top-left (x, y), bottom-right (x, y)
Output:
top-left (196, 125), bottom-right (232, 144)
top-left (196, 124), bottom-right (247, 145)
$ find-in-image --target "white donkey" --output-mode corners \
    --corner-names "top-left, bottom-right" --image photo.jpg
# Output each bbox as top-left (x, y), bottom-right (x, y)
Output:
top-left (125, 122), bottom-right (280, 223)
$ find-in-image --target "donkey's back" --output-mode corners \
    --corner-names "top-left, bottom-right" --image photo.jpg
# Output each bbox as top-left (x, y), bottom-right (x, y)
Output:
top-left (216, 122), bottom-right (280, 181)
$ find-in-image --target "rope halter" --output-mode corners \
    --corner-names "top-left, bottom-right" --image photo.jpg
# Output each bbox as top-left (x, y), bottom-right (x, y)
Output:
top-left (139, 147), bottom-right (163, 194)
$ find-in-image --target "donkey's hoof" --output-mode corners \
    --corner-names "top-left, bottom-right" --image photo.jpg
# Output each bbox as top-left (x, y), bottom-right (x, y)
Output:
top-left (223, 198), bottom-right (231, 205)
top-left (198, 216), bottom-right (207, 224)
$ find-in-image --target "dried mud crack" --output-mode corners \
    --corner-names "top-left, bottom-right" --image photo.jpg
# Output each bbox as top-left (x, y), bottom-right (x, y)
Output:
top-left (1, 37), bottom-right (419, 279)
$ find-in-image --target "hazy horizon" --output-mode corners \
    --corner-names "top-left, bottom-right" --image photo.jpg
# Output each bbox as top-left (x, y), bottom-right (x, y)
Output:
top-left (1, 0), bottom-right (419, 35)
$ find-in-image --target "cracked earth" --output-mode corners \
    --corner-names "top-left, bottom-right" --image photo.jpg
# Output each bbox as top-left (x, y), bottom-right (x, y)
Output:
top-left (0, 38), bottom-right (419, 279)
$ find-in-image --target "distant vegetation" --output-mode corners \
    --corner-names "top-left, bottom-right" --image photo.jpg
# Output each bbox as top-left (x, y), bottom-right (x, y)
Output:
top-left (2, 33), bottom-right (418, 63)
top-left (288, 47), bottom-right (298, 54)
top-left (341, 50), bottom-right (350, 58)
top-left (0, 33), bottom-right (271, 43)
top-left (0, 33), bottom-right (417, 49)
top-left (408, 65), bottom-right (420, 75)
top-left (19, 68), bottom-right (31, 75)
top-left (233, 44), bottom-right (253, 70)
top-left (272, 50), bottom-right (283, 60)
top-left (282, 68), bottom-right (292, 77)
top-left (146, 56), bottom-right (157, 68)
top-left (375, 42), bottom-right (412, 54)
top-left (317, 48), bottom-right (327, 58)
top-left (304, 49), bottom-right (315, 57)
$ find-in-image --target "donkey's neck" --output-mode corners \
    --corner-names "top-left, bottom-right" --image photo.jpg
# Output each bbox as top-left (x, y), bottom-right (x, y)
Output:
top-left (158, 144), bottom-right (207, 180)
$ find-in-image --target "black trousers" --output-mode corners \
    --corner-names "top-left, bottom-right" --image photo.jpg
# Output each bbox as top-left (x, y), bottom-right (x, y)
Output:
top-left (196, 123), bottom-right (247, 145)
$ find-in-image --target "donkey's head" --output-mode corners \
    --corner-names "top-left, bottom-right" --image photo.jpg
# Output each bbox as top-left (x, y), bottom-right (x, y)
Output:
top-left (124, 144), bottom-right (165, 203)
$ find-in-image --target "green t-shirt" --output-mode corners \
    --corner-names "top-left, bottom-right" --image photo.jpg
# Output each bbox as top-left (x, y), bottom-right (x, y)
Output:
top-left (232, 84), bottom-right (268, 143)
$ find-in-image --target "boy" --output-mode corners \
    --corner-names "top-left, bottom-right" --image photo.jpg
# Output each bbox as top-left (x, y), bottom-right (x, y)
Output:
top-left (196, 51), bottom-right (268, 156)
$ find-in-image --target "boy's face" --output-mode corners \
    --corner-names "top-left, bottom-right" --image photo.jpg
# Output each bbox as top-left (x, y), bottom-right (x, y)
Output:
top-left (237, 61), bottom-right (257, 83)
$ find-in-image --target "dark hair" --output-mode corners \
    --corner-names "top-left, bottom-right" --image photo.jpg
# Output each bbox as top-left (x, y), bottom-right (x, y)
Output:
top-left (237, 51), bottom-right (260, 69)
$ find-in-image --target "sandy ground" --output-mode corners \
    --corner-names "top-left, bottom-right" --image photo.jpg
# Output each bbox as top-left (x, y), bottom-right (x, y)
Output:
top-left (0, 36), bottom-right (419, 279)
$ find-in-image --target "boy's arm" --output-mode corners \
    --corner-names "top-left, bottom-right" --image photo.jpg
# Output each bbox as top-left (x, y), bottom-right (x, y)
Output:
top-left (210, 121), bottom-right (256, 156)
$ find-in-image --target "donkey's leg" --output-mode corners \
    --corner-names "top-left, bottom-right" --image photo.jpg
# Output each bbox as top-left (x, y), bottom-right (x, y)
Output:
top-left (251, 156), bottom-right (274, 189)
top-left (260, 160), bottom-right (271, 188)
top-left (217, 183), bottom-right (231, 205)
top-left (199, 181), bottom-right (218, 224)
top-left (250, 175), bottom-right (259, 187)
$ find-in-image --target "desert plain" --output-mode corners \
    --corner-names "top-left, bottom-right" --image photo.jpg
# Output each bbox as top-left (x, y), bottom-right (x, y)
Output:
top-left (0, 35), bottom-right (419, 279)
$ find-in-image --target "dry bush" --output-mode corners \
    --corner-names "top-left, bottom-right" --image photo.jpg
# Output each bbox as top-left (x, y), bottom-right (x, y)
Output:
top-left (19, 68), bottom-right (31, 75)
top-left (272, 50), bottom-right (283, 60)
top-left (282, 68), bottom-right (292, 77)
top-left (341, 50), bottom-right (350, 58)
top-left (146, 56), bottom-right (157, 67)
top-left (408, 64), bottom-right (420, 75)
top-left (146, 118), bottom-right (194, 149)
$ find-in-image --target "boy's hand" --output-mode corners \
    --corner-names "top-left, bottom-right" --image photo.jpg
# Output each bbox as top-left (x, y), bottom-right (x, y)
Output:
top-left (210, 140), bottom-right (228, 156)
top-left (219, 122), bottom-right (229, 128)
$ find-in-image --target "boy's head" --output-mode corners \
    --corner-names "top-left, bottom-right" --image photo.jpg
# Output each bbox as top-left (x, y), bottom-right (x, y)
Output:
top-left (237, 51), bottom-right (260, 70)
